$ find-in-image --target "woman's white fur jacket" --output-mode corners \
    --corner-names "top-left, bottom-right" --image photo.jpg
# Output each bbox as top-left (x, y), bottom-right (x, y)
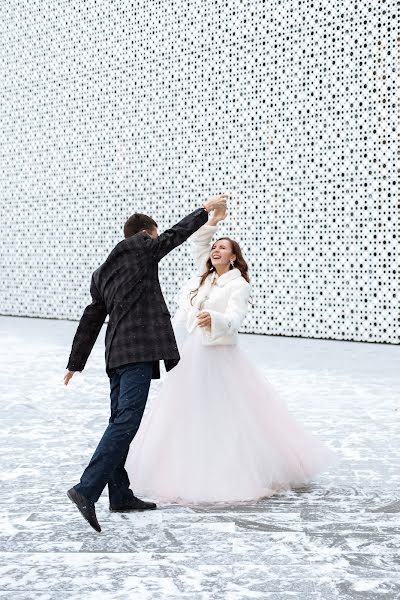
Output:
top-left (172, 224), bottom-right (251, 346)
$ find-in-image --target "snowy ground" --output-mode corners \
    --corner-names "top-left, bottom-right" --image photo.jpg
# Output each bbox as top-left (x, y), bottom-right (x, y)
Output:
top-left (0, 315), bottom-right (399, 600)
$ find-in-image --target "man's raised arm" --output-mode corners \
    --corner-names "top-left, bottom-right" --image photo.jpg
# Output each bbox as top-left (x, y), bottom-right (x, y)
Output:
top-left (149, 195), bottom-right (228, 262)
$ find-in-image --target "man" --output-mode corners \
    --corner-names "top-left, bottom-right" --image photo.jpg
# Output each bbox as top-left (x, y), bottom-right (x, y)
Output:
top-left (64, 195), bottom-right (228, 532)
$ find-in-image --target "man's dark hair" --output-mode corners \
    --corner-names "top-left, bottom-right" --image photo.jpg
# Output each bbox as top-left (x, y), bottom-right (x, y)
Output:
top-left (123, 213), bottom-right (158, 238)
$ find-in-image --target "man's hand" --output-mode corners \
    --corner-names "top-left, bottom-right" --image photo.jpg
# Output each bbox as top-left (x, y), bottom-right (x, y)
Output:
top-left (197, 312), bottom-right (212, 329)
top-left (64, 371), bottom-right (75, 386)
top-left (203, 194), bottom-right (228, 213)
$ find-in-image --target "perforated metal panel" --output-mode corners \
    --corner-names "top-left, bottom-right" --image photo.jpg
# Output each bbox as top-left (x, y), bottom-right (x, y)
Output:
top-left (0, 0), bottom-right (398, 343)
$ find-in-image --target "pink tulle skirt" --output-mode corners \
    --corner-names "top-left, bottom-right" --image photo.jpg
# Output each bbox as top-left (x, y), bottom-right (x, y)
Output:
top-left (126, 328), bottom-right (334, 504)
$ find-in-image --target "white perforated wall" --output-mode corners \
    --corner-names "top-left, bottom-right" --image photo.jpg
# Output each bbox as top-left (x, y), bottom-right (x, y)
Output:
top-left (0, 0), bottom-right (398, 343)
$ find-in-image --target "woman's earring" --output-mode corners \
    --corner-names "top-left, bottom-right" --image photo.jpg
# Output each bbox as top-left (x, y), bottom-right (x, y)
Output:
top-left (230, 259), bottom-right (235, 267)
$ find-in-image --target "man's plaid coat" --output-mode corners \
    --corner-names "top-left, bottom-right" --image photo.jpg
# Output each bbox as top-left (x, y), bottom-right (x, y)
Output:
top-left (66, 207), bottom-right (208, 379)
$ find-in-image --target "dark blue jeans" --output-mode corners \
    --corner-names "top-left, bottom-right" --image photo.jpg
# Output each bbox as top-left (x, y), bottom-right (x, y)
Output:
top-left (74, 361), bottom-right (153, 505)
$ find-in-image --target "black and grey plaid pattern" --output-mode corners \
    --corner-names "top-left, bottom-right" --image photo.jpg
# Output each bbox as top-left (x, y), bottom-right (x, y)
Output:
top-left (67, 207), bottom-right (208, 378)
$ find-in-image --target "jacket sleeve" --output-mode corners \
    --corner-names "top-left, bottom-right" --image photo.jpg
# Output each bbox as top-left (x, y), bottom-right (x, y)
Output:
top-left (190, 224), bottom-right (218, 274)
top-left (66, 276), bottom-right (108, 372)
top-left (147, 208), bottom-right (209, 262)
top-left (205, 282), bottom-right (251, 341)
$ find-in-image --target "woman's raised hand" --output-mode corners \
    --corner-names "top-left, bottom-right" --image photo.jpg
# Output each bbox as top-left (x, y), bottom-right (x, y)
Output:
top-left (209, 202), bottom-right (227, 225)
top-left (202, 194), bottom-right (228, 213)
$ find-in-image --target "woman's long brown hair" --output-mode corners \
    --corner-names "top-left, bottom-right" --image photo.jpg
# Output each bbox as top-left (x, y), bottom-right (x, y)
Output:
top-left (190, 238), bottom-right (250, 305)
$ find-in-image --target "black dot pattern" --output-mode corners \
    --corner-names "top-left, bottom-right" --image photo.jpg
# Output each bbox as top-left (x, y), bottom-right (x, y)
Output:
top-left (0, 0), bottom-right (398, 343)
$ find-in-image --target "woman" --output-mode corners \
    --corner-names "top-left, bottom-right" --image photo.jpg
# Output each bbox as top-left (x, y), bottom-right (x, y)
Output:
top-left (126, 205), bottom-right (333, 504)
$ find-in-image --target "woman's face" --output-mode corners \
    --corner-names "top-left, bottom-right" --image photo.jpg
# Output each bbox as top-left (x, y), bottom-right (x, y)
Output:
top-left (210, 239), bottom-right (236, 269)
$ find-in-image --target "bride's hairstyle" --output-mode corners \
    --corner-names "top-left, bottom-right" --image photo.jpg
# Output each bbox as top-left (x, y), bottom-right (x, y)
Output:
top-left (190, 238), bottom-right (250, 305)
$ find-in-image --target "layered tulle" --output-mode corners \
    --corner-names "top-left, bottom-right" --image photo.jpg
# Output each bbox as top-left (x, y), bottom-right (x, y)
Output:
top-left (126, 328), bottom-right (334, 504)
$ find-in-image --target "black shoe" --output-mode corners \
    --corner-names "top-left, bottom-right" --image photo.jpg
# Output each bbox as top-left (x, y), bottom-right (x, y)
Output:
top-left (109, 496), bottom-right (157, 512)
top-left (67, 488), bottom-right (101, 533)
